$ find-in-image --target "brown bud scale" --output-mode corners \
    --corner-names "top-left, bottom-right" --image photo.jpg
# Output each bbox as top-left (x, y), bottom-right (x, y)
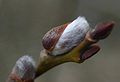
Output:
top-left (42, 23), bottom-right (69, 52)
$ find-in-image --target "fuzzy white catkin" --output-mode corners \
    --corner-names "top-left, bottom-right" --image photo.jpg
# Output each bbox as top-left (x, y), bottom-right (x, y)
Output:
top-left (52, 16), bottom-right (90, 56)
top-left (11, 55), bottom-right (36, 80)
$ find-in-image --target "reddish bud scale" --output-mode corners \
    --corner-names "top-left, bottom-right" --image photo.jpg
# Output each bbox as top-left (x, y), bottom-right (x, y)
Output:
top-left (8, 74), bottom-right (34, 82)
top-left (42, 23), bottom-right (69, 52)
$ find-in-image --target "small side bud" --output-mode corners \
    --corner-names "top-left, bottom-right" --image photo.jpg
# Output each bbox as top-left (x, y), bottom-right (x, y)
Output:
top-left (7, 55), bottom-right (36, 82)
top-left (90, 21), bottom-right (115, 40)
top-left (80, 44), bottom-right (100, 60)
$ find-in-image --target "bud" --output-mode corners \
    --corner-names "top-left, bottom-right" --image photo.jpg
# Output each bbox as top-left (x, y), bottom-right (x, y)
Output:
top-left (80, 45), bottom-right (100, 60)
top-left (7, 55), bottom-right (36, 82)
top-left (42, 16), bottom-right (90, 56)
top-left (90, 21), bottom-right (115, 40)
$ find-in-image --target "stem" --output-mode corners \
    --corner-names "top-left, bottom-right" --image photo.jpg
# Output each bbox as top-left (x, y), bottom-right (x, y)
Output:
top-left (35, 34), bottom-right (97, 78)
top-left (35, 50), bottom-right (74, 78)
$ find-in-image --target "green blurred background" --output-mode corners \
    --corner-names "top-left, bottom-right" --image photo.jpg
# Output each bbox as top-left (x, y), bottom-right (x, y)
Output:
top-left (0, 0), bottom-right (120, 82)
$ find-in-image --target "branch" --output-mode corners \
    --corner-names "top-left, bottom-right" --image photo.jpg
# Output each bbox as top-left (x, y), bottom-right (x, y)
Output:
top-left (35, 21), bottom-right (115, 77)
top-left (6, 19), bottom-right (115, 82)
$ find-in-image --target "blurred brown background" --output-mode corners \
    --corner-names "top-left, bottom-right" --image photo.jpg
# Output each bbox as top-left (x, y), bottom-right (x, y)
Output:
top-left (0, 0), bottom-right (120, 82)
